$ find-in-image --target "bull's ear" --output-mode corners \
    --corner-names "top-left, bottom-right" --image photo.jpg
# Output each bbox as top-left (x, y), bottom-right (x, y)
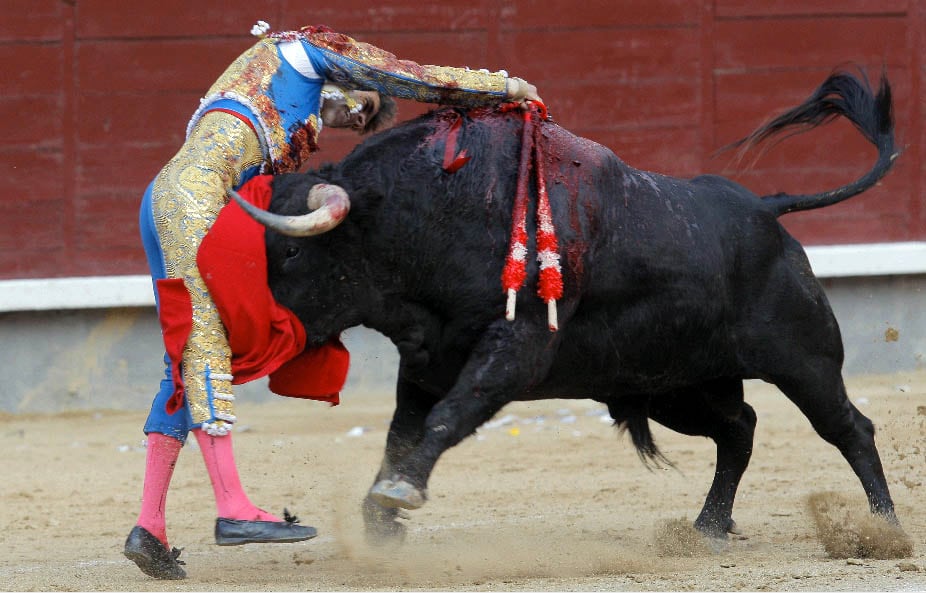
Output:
top-left (228, 183), bottom-right (350, 237)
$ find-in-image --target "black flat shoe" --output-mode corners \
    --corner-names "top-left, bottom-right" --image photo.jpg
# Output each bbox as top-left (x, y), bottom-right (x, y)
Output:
top-left (123, 525), bottom-right (186, 580)
top-left (215, 509), bottom-right (318, 546)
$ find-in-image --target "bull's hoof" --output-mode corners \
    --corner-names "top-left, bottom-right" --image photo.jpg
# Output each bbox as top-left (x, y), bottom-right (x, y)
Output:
top-left (369, 478), bottom-right (427, 510)
top-left (693, 515), bottom-right (739, 540)
top-left (362, 496), bottom-right (408, 545)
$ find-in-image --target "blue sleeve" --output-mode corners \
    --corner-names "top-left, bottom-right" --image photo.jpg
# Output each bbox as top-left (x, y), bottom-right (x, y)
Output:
top-left (298, 37), bottom-right (509, 108)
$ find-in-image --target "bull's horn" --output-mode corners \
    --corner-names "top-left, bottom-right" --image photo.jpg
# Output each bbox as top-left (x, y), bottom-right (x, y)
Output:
top-left (227, 183), bottom-right (350, 237)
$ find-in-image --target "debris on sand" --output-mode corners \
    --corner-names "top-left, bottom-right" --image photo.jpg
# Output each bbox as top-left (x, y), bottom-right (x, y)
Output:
top-left (653, 517), bottom-right (712, 557)
top-left (806, 491), bottom-right (913, 559)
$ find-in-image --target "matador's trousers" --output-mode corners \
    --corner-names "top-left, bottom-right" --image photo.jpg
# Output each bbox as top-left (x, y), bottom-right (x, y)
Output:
top-left (139, 111), bottom-right (264, 443)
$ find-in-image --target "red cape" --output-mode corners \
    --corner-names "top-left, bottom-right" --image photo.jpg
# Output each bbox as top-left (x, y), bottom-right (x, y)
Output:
top-left (157, 174), bottom-right (349, 413)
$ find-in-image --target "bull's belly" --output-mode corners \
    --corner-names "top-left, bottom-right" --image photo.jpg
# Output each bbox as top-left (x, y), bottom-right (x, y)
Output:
top-left (538, 325), bottom-right (739, 398)
top-left (397, 305), bottom-right (740, 401)
top-left (404, 337), bottom-right (741, 401)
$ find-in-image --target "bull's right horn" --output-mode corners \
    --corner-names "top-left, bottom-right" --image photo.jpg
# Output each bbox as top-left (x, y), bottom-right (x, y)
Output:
top-left (227, 183), bottom-right (350, 237)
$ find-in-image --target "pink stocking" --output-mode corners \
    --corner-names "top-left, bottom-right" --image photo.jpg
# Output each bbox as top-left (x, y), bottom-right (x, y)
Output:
top-left (193, 428), bottom-right (281, 521)
top-left (136, 432), bottom-right (183, 547)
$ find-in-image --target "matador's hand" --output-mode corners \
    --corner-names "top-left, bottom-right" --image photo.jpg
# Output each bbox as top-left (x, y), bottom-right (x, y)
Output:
top-left (507, 77), bottom-right (544, 110)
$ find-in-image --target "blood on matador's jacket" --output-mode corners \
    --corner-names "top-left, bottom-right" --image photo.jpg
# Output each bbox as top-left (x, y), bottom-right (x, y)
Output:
top-left (155, 173), bottom-right (350, 415)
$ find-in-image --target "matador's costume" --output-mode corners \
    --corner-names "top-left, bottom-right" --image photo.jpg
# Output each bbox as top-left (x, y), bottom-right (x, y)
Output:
top-left (140, 24), bottom-right (515, 441)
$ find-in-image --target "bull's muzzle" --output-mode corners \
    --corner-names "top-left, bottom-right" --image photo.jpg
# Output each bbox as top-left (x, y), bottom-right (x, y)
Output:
top-left (227, 183), bottom-right (350, 236)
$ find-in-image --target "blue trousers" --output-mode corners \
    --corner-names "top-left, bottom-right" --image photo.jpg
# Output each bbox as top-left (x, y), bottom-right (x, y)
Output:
top-left (139, 180), bottom-right (195, 443)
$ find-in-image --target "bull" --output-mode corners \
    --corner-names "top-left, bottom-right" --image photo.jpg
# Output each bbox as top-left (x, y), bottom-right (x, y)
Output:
top-left (231, 69), bottom-right (901, 542)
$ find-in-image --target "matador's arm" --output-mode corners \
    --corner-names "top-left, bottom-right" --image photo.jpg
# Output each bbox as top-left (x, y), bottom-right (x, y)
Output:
top-left (274, 25), bottom-right (536, 108)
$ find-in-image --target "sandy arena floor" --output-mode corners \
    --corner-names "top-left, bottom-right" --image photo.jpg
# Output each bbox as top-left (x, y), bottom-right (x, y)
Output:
top-left (2, 371), bottom-right (925, 591)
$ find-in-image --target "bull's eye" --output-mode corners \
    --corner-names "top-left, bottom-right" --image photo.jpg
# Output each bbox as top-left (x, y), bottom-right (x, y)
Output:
top-left (285, 246), bottom-right (300, 259)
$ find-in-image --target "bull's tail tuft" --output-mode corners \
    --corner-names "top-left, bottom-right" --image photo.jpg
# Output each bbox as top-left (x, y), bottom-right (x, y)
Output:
top-left (609, 403), bottom-right (675, 470)
top-left (727, 66), bottom-right (897, 217)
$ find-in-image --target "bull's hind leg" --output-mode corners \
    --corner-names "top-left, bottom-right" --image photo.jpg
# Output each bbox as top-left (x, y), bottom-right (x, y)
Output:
top-left (771, 362), bottom-right (896, 521)
top-left (364, 375), bottom-right (438, 541)
top-left (746, 260), bottom-right (896, 521)
top-left (645, 379), bottom-right (757, 538)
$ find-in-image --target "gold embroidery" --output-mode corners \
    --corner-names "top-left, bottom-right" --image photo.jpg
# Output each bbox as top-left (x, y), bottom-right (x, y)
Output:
top-left (151, 111), bottom-right (262, 428)
top-left (197, 40), bottom-right (292, 172)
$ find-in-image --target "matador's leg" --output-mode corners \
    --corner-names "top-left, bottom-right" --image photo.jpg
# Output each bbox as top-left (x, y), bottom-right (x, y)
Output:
top-left (126, 111), bottom-right (265, 580)
top-left (150, 112), bottom-right (281, 521)
top-left (148, 113), bottom-right (319, 542)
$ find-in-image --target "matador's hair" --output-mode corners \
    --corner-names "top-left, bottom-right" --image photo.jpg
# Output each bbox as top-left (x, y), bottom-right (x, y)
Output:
top-left (363, 95), bottom-right (397, 135)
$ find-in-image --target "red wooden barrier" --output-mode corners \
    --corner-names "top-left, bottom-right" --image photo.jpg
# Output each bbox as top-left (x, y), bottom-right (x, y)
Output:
top-left (0, 0), bottom-right (920, 279)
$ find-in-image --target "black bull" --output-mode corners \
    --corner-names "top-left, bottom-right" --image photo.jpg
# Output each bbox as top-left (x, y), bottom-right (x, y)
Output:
top-left (232, 70), bottom-right (902, 541)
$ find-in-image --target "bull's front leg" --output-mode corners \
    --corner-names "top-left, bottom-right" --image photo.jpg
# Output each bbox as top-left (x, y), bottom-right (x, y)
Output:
top-left (368, 390), bottom-right (508, 512)
top-left (364, 374), bottom-right (437, 542)
top-left (647, 380), bottom-right (757, 540)
top-left (369, 320), bottom-right (557, 513)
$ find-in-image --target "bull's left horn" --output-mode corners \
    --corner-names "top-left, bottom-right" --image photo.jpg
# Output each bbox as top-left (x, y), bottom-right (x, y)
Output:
top-left (227, 183), bottom-right (350, 237)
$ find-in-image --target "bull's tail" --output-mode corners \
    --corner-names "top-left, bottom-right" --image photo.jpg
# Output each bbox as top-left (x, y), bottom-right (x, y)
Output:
top-left (623, 414), bottom-right (673, 470)
top-left (608, 400), bottom-right (674, 470)
top-left (729, 67), bottom-right (898, 217)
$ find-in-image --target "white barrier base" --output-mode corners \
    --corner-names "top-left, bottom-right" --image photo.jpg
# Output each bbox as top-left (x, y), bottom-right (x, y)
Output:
top-left (1, 242), bottom-right (925, 312)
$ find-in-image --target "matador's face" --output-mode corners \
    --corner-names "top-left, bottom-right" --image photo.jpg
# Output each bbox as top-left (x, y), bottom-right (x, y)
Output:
top-left (320, 90), bottom-right (381, 133)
